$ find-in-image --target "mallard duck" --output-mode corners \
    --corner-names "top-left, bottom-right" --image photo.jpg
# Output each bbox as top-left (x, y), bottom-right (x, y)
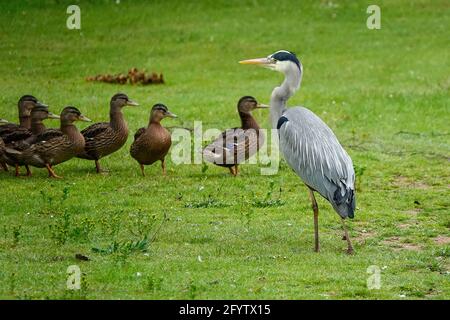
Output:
top-left (203, 96), bottom-right (268, 176)
top-left (5, 107), bottom-right (91, 178)
top-left (77, 93), bottom-right (139, 173)
top-left (130, 103), bottom-right (177, 176)
top-left (0, 119), bottom-right (9, 171)
top-left (0, 95), bottom-right (47, 143)
top-left (2, 106), bottom-right (60, 176)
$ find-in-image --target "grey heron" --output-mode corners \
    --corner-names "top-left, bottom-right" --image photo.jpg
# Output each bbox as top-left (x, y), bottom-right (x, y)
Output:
top-left (240, 50), bottom-right (356, 254)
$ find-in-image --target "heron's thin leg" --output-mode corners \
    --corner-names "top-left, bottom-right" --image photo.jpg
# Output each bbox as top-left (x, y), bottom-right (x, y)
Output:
top-left (95, 160), bottom-right (102, 173)
top-left (140, 164), bottom-right (145, 177)
top-left (161, 159), bottom-right (166, 176)
top-left (15, 164), bottom-right (20, 177)
top-left (342, 219), bottom-right (354, 255)
top-left (228, 166), bottom-right (236, 176)
top-left (234, 165), bottom-right (239, 176)
top-left (308, 187), bottom-right (320, 252)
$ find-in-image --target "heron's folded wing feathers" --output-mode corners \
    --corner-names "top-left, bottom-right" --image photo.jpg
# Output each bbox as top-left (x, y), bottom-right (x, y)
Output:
top-left (279, 107), bottom-right (355, 202)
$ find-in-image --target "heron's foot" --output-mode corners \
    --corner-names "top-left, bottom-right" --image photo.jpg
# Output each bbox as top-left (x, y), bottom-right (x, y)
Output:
top-left (346, 248), bottom-right (354, 255)
top-left (342, 235), bottom-right (347, 240)
top-left (314, 246), bottom-right (320, 253)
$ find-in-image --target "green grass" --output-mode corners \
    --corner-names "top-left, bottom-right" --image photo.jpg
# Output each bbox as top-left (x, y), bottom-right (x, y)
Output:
top-left (0, 0), bottom-right (449, 299)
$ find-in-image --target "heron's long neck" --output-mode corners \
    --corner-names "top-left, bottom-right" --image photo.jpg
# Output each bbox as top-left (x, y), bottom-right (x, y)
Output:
top-left (270, 64), bottom-right (302, 129)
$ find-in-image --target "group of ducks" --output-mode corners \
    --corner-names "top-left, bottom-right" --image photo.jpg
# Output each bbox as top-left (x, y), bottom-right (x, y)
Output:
top-left (0, 94), bottom-right (180, 178)
top-left (0, 93), bottom-right (266, 178)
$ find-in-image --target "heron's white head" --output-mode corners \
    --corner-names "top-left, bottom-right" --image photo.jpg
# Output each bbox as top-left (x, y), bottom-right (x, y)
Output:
top-left (239, 50), bottom-right (302, 75)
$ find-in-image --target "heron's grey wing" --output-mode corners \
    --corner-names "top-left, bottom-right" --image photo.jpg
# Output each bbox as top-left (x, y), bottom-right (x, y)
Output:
top-left (278, 107), bottom-right (355, 218)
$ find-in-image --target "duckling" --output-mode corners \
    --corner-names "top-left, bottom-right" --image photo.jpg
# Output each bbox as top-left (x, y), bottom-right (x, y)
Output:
top-left (203, 96), bottom-right (268, 176)
top-left (77, 93), bottom-right (139, 173)
top-left (2, 106), bottom-right (60, 176)
top-left (5, 107), bottom-right (91, 178)
top-left (130, 103), bottom-right (177, 176)
top-left (0, 119), bottom-right (9, 171)
top-left (0, 95), bottom-right (47, 143)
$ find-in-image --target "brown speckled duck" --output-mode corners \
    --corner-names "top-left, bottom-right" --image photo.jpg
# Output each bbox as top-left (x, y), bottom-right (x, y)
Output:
top-left (202, 96), bottom-right (268, 176)
top-left (0, 119), bottom-right (9, 171)
top-left (0, 95), bottom-right (47, 145)
top-left (5, 107), bottom-right (91, 178)
top-left (77, 93), bottom-right (139, 173)
top-left (130, 103), bottom-right (177, 176)
top-left (2, 106), bottom-right (60, 176)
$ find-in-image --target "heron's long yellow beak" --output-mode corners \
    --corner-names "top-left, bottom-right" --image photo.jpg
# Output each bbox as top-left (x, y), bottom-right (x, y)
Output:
top-left (239, 58), bottom-right (270, 65)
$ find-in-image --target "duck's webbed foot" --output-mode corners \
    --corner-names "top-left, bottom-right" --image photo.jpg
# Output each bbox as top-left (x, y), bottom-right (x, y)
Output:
top-left (46, 164), bottom-right (62, 179)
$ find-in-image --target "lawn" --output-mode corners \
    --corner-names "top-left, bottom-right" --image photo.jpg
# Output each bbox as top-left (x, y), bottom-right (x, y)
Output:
top-left (0, 0), bottom-right (449, 299)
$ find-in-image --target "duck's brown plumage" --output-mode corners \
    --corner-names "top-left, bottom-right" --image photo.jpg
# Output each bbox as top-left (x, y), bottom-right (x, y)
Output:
top-left (4, 107), bottom-right (60, 176)
top-left (77, 93), bottom-right (138, 172)
top-left (5, 107), bottom-right (91, 178)
top-left (0, 136), bottom-right (7, 171)
top-left (130, 103), bottom-right (176, 176)
top-left (0, 95), bottom-right (45, 142)
top-left (202, 96), bottom-right (267, 176)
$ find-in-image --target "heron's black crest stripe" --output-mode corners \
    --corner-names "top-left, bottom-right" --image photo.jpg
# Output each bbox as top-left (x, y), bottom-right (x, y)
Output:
top-left (271, 51), bottom-right (301, 71)
top-left (277, 116), bottom-right (289, 130)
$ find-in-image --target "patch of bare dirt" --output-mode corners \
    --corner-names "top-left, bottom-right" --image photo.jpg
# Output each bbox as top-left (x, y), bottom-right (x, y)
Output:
top-left (403, 208), bottom-right (423, 216)
top-left (354, 229), bottom-right (376, 244)
top-left (392, 175), bottom-right (430, 190)
top-left (433, 235), bottom-right (450, 245)
top-left (382, 237), bottom-right (422, 251)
